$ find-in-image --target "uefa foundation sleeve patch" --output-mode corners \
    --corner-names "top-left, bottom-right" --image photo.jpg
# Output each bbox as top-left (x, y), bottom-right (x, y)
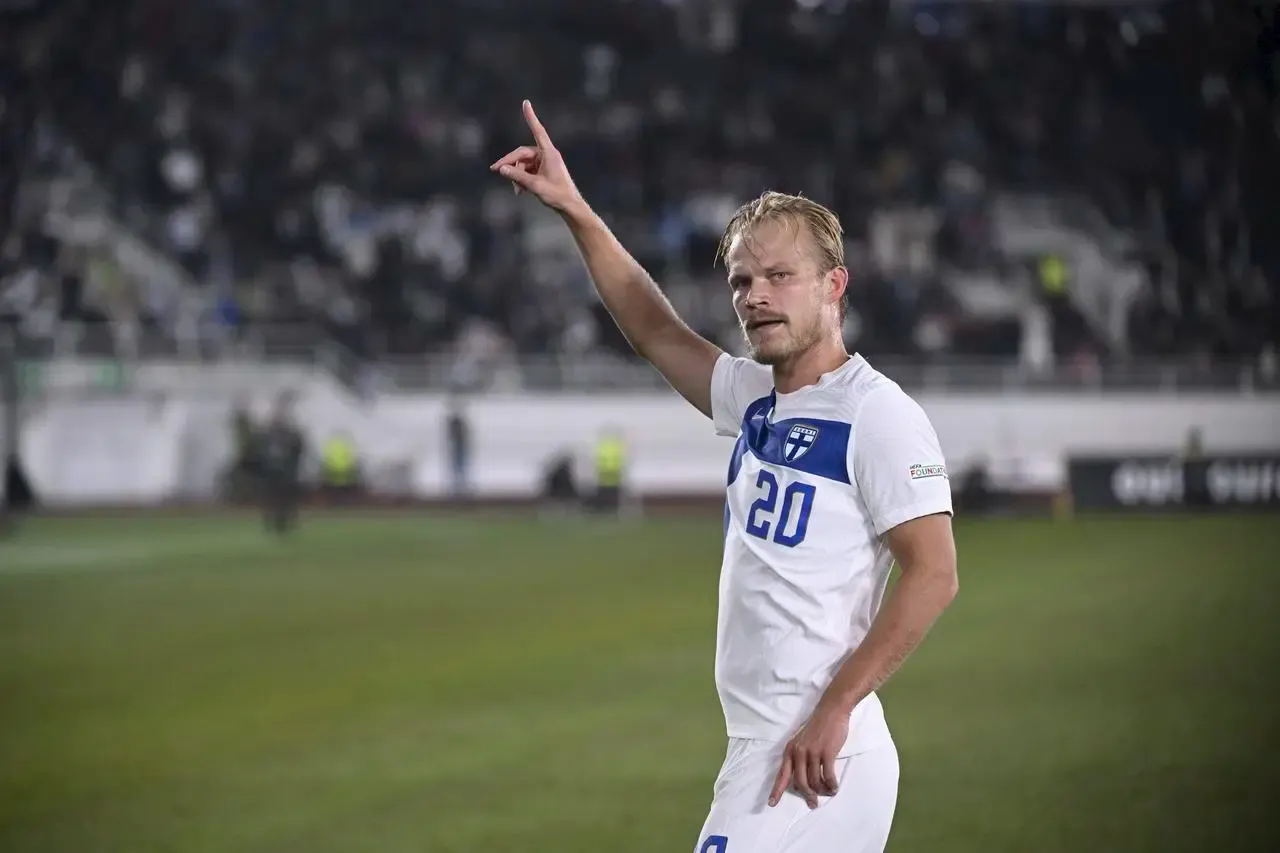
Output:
top-left (909, 463), bottom-right (948, 481)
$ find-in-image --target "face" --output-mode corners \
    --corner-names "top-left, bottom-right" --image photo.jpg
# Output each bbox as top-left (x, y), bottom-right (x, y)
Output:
top-left (724, 218), bottom-right (845, 366)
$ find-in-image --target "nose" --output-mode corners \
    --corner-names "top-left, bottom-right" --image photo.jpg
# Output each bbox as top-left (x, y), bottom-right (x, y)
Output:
top-left (741, 277), bottom-right (771, 309)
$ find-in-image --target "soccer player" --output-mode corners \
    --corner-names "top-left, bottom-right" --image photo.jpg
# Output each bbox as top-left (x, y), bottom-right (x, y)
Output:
top-left (492, 102), bottom-right (959, 853)
top-left (258, 394), bottom-right (306, 536)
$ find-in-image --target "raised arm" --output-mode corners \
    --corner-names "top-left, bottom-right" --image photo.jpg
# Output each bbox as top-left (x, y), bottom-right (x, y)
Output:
top-left (490, 101), bottom-right (722, 417)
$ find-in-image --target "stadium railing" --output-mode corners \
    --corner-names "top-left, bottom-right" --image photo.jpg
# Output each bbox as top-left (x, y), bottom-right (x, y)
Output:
top-left (15, 321), bottom-right (1280, 396)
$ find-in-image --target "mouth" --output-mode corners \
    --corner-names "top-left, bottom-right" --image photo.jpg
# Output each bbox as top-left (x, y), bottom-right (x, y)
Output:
top-left (747, 319), bottom-right (786, 332)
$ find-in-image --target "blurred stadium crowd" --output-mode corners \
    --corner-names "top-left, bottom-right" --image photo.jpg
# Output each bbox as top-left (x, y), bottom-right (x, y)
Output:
top-left (1, 0), bottom-right (1277, 382)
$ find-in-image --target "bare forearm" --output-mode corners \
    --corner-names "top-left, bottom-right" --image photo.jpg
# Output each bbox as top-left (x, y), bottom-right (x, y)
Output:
top-left (493, 109), bottom-right (719, 415)
top-left (561, 202), bottom-right (693, 359)
top-left (821, 563), bottom-right (958, 715)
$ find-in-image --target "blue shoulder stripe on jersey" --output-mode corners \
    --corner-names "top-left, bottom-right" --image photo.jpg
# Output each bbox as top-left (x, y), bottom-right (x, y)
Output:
top-left (731, 393), bottom-right (852, 485)
top-left (727, 431), bottom-right (749, 486)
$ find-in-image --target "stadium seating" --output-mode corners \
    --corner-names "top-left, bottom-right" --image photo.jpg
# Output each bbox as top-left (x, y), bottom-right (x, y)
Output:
top-left (2, 0), bottom-right (1276, 382)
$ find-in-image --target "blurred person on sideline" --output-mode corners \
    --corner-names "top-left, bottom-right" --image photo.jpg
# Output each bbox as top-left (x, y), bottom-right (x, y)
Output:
top-left (319, 431), bottom-right (361, 503)
top-left (592, 426), bottom-right (627, 516)
top-left (258, 393), bottom-right (306, 535)
top-left (222, 399), bottom-right (260, 504)
top-left (492, 102), bottom-right (959, 853)
top-left (1182, 427), bottom-right (1205, 462)
top-left (445, 396), bottom-right (472, 499)
top-left (539, 448), bottom-right (581, 518)
top-left (1182, 426), bottom-right (1209, 509)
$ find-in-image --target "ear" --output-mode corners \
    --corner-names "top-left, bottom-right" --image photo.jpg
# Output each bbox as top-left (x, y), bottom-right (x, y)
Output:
top-left (827, 266), bottom-right (849, 308)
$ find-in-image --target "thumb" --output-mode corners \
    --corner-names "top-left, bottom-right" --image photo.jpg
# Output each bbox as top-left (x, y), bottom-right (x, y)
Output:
top-left (498, 164), bottom-right (540, 193)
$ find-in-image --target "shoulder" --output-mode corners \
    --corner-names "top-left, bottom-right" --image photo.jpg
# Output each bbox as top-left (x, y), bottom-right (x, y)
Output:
top-left (831, 357), bottom-right (922, 430)
top-left (710, 353), bottom-right (775, 436)
top-left (836, 361), bottom-right (952, 533)
top-left (713, 352), bottom-right (773, 397)
top-left (833, 361), bottom-right (941, 468)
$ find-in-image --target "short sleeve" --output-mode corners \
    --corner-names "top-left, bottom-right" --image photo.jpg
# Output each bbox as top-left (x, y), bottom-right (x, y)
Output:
top-left (710, 353), bottom-right (774, 437)
top-left (851, 385), bottom-right (953, 536)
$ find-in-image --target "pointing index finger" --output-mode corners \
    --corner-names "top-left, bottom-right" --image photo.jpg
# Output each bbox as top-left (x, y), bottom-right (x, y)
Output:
top-left (523, 100), bottom-right (553, 149)
top-left (768, 748), bottom-right (793, 807)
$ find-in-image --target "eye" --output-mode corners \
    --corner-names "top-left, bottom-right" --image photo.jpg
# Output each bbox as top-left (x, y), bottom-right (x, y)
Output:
top-left (769, 271), bottom-right (791, 282)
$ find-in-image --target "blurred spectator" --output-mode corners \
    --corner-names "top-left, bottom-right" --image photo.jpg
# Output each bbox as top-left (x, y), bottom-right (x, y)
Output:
top-left (1, 0), bottom-right (1275, 376)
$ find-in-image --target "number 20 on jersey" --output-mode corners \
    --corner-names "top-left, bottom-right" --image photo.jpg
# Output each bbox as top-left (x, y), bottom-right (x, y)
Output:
top-left (744, 470), bottom-right (815, 547)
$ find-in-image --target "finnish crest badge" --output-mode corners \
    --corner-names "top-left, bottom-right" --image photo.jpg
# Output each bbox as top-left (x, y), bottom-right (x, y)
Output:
top-left (783, 424), bottom-right (819, 462)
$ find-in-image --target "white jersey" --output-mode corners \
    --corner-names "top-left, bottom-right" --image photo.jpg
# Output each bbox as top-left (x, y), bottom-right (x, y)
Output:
top-left (709, 352), bottom-right (953, 755)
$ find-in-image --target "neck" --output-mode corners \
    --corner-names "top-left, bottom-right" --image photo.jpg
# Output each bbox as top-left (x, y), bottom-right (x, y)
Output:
top-left (771, 337), bottom-right (850, 394)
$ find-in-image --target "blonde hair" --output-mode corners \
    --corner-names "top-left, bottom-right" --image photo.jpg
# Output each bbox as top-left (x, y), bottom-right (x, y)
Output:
top-left (715, 191), bottom-right (845, 272)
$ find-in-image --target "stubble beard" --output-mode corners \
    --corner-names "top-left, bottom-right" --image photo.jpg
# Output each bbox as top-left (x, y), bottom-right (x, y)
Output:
top-left (743, 314), bottom-right (825, 367)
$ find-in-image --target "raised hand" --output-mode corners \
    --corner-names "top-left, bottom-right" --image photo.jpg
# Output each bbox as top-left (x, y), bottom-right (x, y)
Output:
top-left (489, 100), bottom-right (584, 215)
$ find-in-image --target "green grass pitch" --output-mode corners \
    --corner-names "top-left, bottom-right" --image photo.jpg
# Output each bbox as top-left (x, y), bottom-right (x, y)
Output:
top-left (1, 512), bottom-right (1278, 852)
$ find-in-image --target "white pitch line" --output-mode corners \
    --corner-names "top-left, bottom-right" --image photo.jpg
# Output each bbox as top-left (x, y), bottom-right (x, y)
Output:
top-left (0, 534), bottom-right (258, 577)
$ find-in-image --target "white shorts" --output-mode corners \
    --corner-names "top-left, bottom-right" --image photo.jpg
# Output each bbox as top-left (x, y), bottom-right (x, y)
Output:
top-left (693, 737), bottom-right (899, 853)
